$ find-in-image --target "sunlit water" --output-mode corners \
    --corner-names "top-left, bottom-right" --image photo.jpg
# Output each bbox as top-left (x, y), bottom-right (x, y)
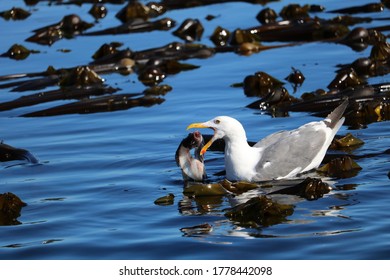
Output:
top-left (0, 0), bottom-right (389, 259)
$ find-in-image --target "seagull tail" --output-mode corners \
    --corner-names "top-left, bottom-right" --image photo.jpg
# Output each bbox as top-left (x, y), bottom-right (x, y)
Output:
top-left (324, 98), bottom-right (349, 129)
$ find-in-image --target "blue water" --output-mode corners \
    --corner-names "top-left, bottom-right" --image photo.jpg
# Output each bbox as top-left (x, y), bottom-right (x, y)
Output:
top-left (0, 0), bottom-right (389, 259)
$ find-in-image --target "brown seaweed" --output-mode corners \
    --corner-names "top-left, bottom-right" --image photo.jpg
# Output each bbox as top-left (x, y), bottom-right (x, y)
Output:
top-left (132, 42), bottom-right (215, 63)
top-left (21, 94), bottom-right (165, 117)
top-left (327, 68), bottom-right (365, 90)
top-left (0, 193), bottom-right (27, 226)
top-left (243, 71), bottom-right (284, 98)
top-left (0, 7), bottom-right (31, 20)
top-left (89, 4), bottom-right (108, 20)
top-left (338, 27), bottom-right (370, 51)
top-left (330, 133), bottom-right (365, 150)
top-left (59, 66), bottom-right (104, 87)
top-left (317, 156), bottom-right (362, 178)
top-left (26, 14), bottom-right (94, 45)
top-left (173, 19), bottom-right (204, 42)
top-left (269, 177), bottom-right (331, 200)
top-left (0, 142), bottom-right (38, 163)
top-left (159, 0), bottom-right (277, 10)
top-left (154, 193), bottom-right (175, 206)
top-left (285, 67), bottom-right (305, 92)
top-left (83, 18), bottom-right (175, 36)
top-left (0, 86), bottom-right (118, 112)
top-left (219, 179), bottom-right (260, 194)
top-left (256, 8), bottom-right (277, 24)
top-left (279, 4), bottom-right (311, 20)
top-left (0, 44), bottom-right (39, 60)
top-left (328, 3), bottom-right (385, 14)
top-left (210, 26), bottom-right (231, 47)
top-left (92, 42), bottom-right (124, 60)
top-left (246, 87), bottom-right (298, 112)
top-left (116, 1), bottom-right (166, 22)
top-left (242, 18), bottom-right (350, 43)
top-left (225, 195), bottom-right (294, 228)
top-left (183, 182), bottom-right (229, 197)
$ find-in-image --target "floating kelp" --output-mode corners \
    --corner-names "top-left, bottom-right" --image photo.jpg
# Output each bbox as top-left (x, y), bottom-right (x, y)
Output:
top-left (83, 18), bottom-right (175, 36)
top-left (91, 48), bottom-right (134, 66)
top-left (256, 8), bottom-right (277, 24)
top-left (328, 3), bottom-right (385, 14)
top-left (251, 81), bottom-right (390, 127)
top-left (138, 59), bottom-right (199, 81)
top-left (92, 42), bottom-right (124, 60)
top-left (0, 7), bottom-right (31, 20)
top-left (243, 18), bottom-right (350, 43)
top-left (0, 65), bottom-right (62, 84)
top-left (0, 62), bottom-right (130, 92)
top-left (225, 195), bottom-right (294, 228)
top-left (210, 26), bottom-right (231, 47)
top-left (183, 182), bottom-right (229, 197)
top-left (0, 44), bottom-right (39, 60)
top-left (180, 223), bottom-right (212, 236)
top-left (143, 84), bottom-right (172, 95)
top-left (0, 85), bottom-right (118, 112)
top-left (173, 19), bottom-right (204, 42)
top-left (330, 133), bottom-right (365, 150)
top-left (279, 4), bottom-right (311, 20)
top-left (9, 76), bottom-right (61, 92)
top-left (236, 42), bottom-right (266, 56)
top-left (229, 28), bottom-right (260, 45)
top-left (154, 193), bottom-right (175, 206)
top-left (219, 179), bottom-right (261, 194)
top-left (46, 0), bottom-right (125, 5)
top-left (328, 68), bottom-right (365, 90)
top-left (116, 1), bottom-right (166, 22)
top-left (330, 15), bottom-right (373, 27)
top-left (159, 0), bottom-right (275, 10)
top-left (26, 14), bottom-right (94, 45)
top-left (138, 66), bottom-right (166, 86)
top-left (0, 192), bottom-right (27, 226)
top-left (132, 42), bottom-right (215, 63)
top-left (269, 177), bottom-right (331, 200)
top-left (246, 87), bottom-right (298, 115)
top-left (347, 98), bottom-right (390, 128)
top-left (317, 156), bottom-right (362, 178)
top-left (338, 27), bottom-right (370, 51)
top-left (370, 40), bottom-right (390, 63)
top-left (0, 65), bottom-right (95, 92)
top-left (0, 142), bottom-right (38, 163)
top-left (59, 66), bottom-right (104, 87)
top-left (285, 67), bottom-right (305, 92)
top-left (89, 4), bottom-right (108, 20)
top-left (21, 94), bottom-right (164, 117)
top-left (243, 71), bottom-right (284, 98)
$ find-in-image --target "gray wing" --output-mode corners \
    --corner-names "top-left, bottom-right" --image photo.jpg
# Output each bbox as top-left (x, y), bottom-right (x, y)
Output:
top-left (253, 130), bottom-right (289, 149)
top-left (254, 125), bottom-right (327, 180)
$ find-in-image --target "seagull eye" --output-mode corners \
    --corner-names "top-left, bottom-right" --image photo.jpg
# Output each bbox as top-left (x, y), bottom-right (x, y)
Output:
top-left (214, 119), bottom-right (220, 124)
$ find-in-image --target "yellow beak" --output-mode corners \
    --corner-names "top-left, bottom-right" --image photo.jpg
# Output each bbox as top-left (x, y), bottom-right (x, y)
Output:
top-left (187, 122), bottom-right (214, 155)
top-left (186, 123), bottom-right (209, 130)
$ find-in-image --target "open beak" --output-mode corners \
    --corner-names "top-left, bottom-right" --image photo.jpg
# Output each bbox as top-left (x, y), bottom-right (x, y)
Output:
top-left (187, 122), bottom-right (215, 155)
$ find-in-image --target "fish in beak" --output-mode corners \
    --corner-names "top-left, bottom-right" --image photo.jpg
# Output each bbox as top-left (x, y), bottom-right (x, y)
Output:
top-left (187, 122), bottom-right (216, 155)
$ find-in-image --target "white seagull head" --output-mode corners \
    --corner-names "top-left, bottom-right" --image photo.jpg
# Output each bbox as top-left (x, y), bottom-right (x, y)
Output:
top-left (187, 116), bottom-right (247, 155)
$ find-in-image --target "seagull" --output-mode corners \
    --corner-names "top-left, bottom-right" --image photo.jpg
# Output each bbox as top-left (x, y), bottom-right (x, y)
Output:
top-left (175, 131), bottom-right (207, 181)
top-left (187, 100), bottom-right (348, 182)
